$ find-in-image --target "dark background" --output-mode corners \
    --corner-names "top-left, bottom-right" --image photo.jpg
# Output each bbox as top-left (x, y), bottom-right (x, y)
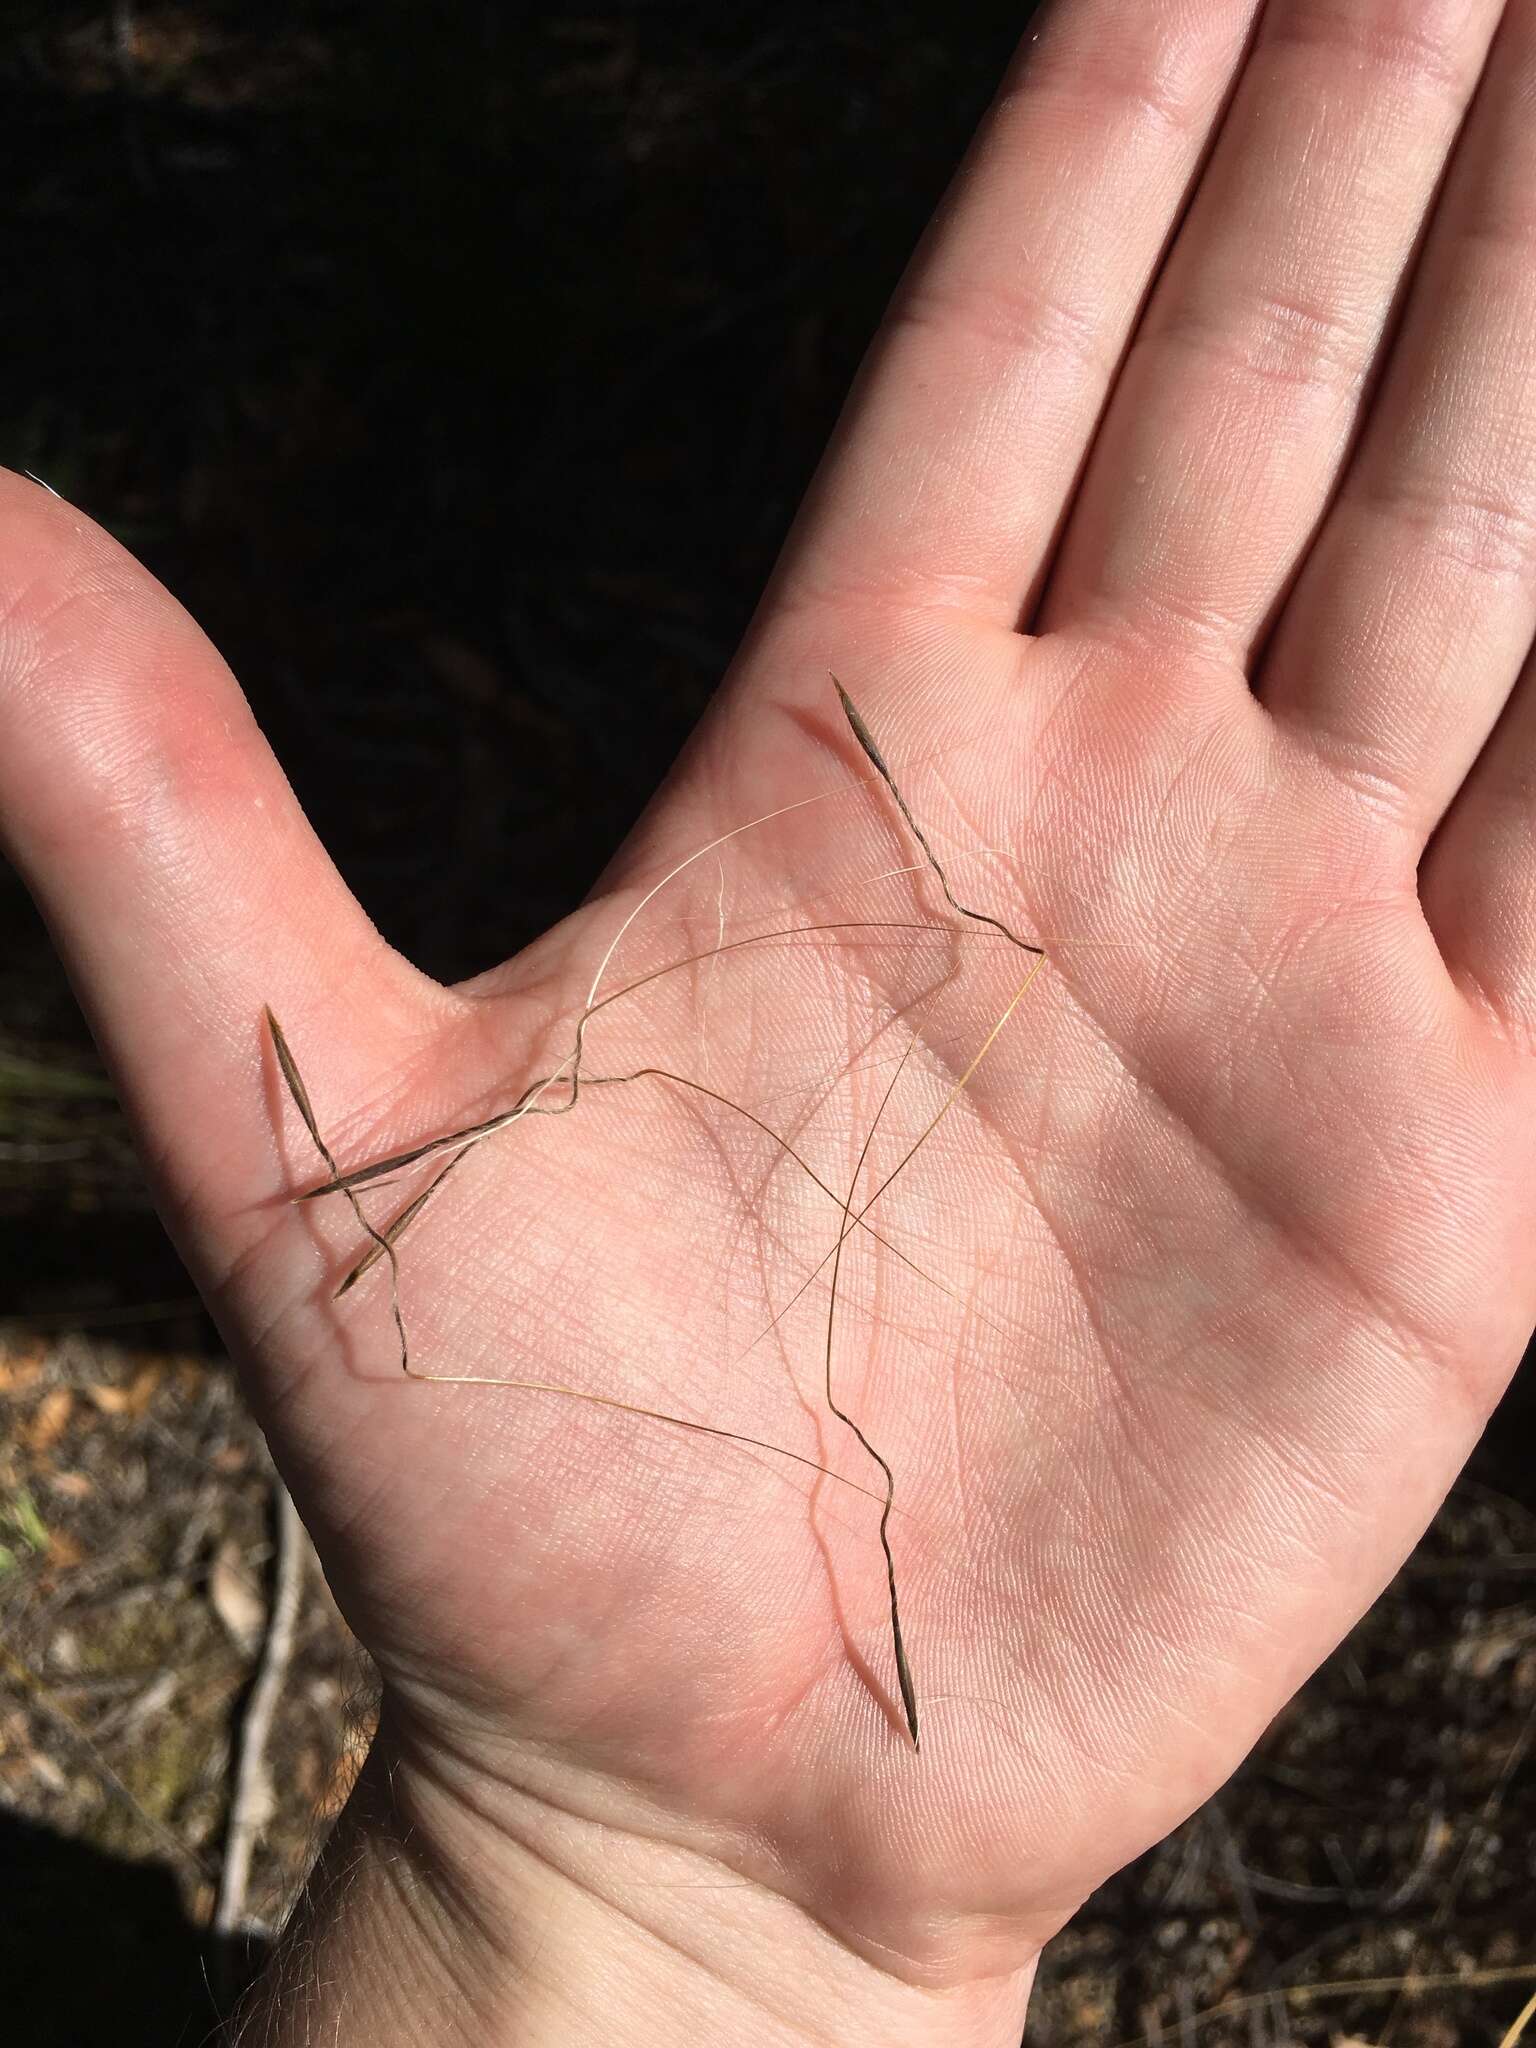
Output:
top-left (2, 5), bottom-right (1535, 2045)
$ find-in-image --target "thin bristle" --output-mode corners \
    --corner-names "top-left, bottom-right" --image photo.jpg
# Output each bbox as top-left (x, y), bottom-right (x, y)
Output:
top-left (823, 1030), bottom-right (924, 1750)
top-left (738, 953), bottom-right (1047, 1367)
top-left (294, 919), bottom-right (1003, 1205)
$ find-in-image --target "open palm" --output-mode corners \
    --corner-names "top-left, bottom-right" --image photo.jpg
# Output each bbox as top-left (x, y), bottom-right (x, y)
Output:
top-left (5, 0), bottom-right (1536, 2012)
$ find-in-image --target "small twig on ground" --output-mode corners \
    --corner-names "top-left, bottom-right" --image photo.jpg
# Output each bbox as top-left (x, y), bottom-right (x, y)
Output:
top-left (1109, 1962), bottom-right (1536, 2048)
top-left (1379, 1691), bottom-right (1536, 2047)
top-left (215, 1478), bottom-right (307, 1943)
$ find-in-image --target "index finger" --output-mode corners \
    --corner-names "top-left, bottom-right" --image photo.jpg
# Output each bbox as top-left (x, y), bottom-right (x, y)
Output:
top-left (769, 0), bottom-right (1262, 631)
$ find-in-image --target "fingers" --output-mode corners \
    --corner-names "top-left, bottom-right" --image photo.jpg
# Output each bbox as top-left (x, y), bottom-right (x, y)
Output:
top-left (765, 0), bottom-right (1262, 631)
top-left (1422, 642), bottom-right (1536, 1046)
top-left (1258, 0), bottom-right (1536, 839)
top-left (1036, 0), bottom-right (1503, 662)
top-left (0, 472), bottom-right (438, 1234)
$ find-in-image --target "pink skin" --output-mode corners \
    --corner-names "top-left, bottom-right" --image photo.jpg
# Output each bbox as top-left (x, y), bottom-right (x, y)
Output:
top-left (5, 1), bottom-right (1536, 2037)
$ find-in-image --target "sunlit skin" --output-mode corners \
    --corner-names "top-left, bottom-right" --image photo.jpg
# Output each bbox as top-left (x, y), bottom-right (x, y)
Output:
top-left (4, 3), bottom-right (1536, 2042)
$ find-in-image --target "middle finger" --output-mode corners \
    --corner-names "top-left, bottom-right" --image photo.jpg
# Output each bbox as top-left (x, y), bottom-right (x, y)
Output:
top-left (1037, 0), bottom-right (1502, 663)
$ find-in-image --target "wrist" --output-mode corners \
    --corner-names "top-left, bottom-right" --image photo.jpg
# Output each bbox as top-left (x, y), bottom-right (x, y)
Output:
top-left (237, 1717), bottom-right (1037, 2048)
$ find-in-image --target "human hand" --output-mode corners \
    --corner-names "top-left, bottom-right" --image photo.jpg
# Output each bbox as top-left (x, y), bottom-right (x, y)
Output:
top-left (5, 3), bottom-right (1536, 2042)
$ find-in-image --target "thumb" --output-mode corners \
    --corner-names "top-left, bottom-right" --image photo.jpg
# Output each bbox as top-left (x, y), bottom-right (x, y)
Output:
top-left (0, 469), bottom-right (446, 1277)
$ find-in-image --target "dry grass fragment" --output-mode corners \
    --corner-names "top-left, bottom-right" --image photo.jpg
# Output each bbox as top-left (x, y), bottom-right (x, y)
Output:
top-left (267, 682), bottom-right (1050, 1751)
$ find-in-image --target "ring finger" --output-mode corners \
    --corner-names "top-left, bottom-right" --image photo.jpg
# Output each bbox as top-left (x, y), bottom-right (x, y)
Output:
top-left (1259, 0), bottom-right (1536, 839)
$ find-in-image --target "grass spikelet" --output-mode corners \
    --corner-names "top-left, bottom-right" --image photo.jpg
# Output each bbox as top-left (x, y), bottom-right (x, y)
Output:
top-left (266, 677), bottom-right (1052, 1750)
